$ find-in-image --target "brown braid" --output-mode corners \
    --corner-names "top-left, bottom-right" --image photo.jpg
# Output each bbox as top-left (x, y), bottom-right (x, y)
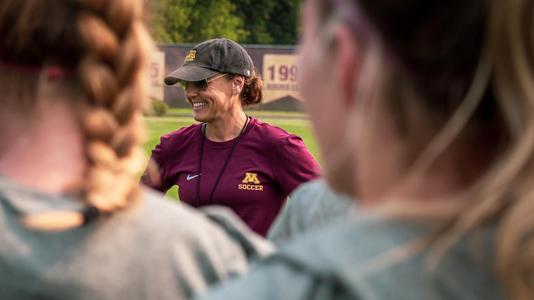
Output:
top-left (77, 0), bottom-right (152, 214)
top-left (0, 0), bottom-right (153, 230)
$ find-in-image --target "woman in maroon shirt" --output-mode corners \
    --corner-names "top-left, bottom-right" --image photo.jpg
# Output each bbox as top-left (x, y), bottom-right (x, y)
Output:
top-left (144, 38), bottom-right (320, 236)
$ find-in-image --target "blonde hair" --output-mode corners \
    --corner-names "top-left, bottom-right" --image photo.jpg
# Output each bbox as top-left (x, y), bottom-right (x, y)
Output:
top-left (0, 0), bottom-right (153, 230)
top-left (320, 0), bottom-right (534, 298)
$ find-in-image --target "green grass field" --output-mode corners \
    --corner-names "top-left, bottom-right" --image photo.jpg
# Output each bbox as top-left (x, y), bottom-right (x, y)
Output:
top-left (143, 110), bottom-right (319, 200)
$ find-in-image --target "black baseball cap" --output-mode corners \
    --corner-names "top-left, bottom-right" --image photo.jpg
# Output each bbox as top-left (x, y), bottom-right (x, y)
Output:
top-left (164, 38), bottom-right (255, 85)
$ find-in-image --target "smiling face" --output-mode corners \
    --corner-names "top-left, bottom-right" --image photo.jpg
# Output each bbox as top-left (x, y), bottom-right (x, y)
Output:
top-left (183, 73), bottom-right (240, 123)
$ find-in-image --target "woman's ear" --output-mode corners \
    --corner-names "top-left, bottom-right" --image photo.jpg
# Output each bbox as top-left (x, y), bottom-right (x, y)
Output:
top-left (232, 76), bottom-right (245, 95)
top-left (332, 25), bottom-right (360, 108)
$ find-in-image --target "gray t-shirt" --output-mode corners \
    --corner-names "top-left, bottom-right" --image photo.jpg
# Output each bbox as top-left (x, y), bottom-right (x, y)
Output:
top-left (198, 213), bottom-right (504, 300)
top-left (0, 177), bottom-right (273, 300)
top-left (268, 178), bottom-right (356, 243)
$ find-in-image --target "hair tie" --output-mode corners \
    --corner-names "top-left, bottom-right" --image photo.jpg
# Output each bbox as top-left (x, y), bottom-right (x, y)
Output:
top-left (82, 205), bottom-right (100, 225)
top-left (0, 60), bottom-right (75, 79)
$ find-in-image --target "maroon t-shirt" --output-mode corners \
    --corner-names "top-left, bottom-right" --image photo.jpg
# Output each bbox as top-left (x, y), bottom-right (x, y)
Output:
top-left (144, 117), bottom-right (320, 236)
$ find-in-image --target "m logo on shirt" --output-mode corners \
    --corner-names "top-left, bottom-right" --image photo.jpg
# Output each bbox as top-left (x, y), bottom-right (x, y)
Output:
top-left (239, 172), bottom-right (263, 191)
top-left (242, 172), bottom-right (260, 184)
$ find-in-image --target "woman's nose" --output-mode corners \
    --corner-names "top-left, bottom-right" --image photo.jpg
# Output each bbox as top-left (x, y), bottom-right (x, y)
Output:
top-left (185, 85), bottom-right (199, 98)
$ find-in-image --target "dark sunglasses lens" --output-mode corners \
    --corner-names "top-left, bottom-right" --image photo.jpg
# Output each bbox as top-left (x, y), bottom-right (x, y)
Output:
top-left (194, 80), bottom-right (208, 90)
top-left (179, 80), bottom-right (208, 90)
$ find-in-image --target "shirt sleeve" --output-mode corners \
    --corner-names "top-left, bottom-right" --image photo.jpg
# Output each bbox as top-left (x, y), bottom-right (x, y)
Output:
top-left (272, 134), bottom-right (321, 196)
top-left (141, 134), bottom-right (176, 193)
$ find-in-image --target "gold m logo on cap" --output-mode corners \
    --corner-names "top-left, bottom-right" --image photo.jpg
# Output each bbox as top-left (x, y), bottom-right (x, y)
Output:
top-left (242, 172), bottom-right (260, 184)
top-left (185, 50), bottom-right (196, 62)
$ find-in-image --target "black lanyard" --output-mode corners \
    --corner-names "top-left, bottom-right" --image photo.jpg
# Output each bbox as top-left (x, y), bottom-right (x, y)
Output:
top-left (195, 117), bottom-right (250, 207)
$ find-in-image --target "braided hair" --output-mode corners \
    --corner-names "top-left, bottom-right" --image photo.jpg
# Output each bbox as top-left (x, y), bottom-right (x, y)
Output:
top-left (0, 0), bottom-right (153, 230)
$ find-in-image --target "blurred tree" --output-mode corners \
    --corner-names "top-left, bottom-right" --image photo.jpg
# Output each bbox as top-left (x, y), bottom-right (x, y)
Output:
top-left (229, 0), bottom-right (276, 44)
top-left (268, 0), bottom-right (301, 44)
top-left (184, 0), bottom-right (247, 42)
top-left (148, 0), bottom-right (301, 45)
top-left (149, 0), bottom-right (191, 42)
top-left (148, 0), bottom-right (247, 43)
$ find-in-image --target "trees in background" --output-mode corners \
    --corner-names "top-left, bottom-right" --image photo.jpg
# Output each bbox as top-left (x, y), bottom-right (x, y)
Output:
top-left (149, 0), bottom-right (301, 45)
top-left (230, 0), bottom-right (276, 44)
top-left (150, 0), bottom-right (246, 43)
top-left (265, 0), bottom-right (300, 44)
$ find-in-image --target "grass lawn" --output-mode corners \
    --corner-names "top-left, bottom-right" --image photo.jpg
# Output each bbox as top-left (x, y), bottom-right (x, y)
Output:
top-left (143, 111), bottom-right (319, 200)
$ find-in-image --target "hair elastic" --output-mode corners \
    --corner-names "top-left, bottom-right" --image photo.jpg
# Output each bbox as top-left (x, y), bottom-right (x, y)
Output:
top-left (82, 205), bottom-right (100, 225)
top-left (0, 60), bottom-right (76, 79)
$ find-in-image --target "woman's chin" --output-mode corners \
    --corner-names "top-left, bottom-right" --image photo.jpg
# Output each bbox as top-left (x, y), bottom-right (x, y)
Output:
top-left (192, 110), bottom-right (209, 123)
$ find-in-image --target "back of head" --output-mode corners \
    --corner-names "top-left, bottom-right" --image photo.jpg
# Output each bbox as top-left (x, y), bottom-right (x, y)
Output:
top-left (314, 0), bottom-right (534, 298)
top-left (0, 0), bottom-right (153, 229)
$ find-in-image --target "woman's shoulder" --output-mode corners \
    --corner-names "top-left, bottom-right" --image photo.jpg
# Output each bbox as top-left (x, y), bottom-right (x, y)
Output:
top-left (276, 215), bottom-right (426, 268)
top-left (134, 188), bottom-right (224, 235)
top-left (136, 189), bottom-right (272, 255)
top-left (157, 123), bottom-right (201, 147)
top-left (250, 118), bottom-right (293, 139)
top-left (88, 189), bottom-right (269, 299)
top-left (197, 216), bottom-right (425, 300)
top-left (125, 189), bottom-right (265, 269)
top-left (248, 117), bottom-right (303, 148)
top-left (276, 217), bottom-right (500, 299)
top-left (199, 216), bottom-right (502, 300)
top-left (267, 179), bottom-right (356, 242)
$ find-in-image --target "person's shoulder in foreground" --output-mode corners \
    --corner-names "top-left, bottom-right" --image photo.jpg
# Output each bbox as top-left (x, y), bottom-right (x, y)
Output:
top-left (196, 212), bottom-right (504, 300)
top-left (268, 178), bottom-right (356, 243)
top-left (0, 176), bottom-right (273, 300)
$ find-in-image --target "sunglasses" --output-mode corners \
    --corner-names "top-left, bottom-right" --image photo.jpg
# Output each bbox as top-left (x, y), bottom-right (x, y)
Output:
top-left (179, 73), bottom-right (229, 91)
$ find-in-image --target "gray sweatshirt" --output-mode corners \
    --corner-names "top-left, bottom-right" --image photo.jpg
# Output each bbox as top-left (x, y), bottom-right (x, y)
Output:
top-left (268, 178), bottom-right (356, 243)
top-left (0, 177), bottom-right (273, 300)
top-left (198, 212), bottom-right (505, 300)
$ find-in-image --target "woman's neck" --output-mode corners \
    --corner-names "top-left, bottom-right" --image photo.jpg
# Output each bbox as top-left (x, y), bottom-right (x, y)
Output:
top-left (0, 101), bottom-right (85, 194)
top-left (205, 110), bottom-right (248, 142)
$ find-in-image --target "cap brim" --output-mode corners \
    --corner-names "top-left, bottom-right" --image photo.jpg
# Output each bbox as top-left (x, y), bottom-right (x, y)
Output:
top-left (164, 66), bottom-right (219, 85)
